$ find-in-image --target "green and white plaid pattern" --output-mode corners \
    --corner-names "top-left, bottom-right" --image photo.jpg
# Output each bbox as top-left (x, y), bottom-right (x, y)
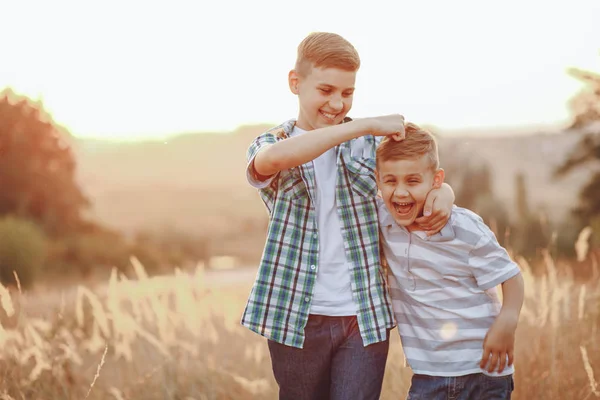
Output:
top-left (242, 119), bottom-right (395, 348)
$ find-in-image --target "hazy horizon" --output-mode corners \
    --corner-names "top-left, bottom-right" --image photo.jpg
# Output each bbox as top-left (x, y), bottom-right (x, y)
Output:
top-left (70, 119), bottom-right (568, 144)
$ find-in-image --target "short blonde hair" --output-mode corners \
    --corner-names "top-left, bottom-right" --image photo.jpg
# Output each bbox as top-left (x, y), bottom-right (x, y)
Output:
top-left (376, 123), bottom-right (439, 170)
top-left (295, 32), bottom-right (360, 76)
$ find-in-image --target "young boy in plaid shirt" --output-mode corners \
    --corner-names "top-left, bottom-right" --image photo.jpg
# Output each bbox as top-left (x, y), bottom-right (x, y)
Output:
top-left (243, 32), bottom-right (455, 400)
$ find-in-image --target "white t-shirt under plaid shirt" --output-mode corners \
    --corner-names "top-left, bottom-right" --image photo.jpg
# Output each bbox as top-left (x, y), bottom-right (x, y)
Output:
top-left (378, 199), bottom-right (521, 377)
top-left (242, 119), bottom-right (394, 349)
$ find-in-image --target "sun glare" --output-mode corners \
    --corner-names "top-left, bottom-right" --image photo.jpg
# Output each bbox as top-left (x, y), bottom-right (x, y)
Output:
top-left (1, 0), bottom-right (599, 140)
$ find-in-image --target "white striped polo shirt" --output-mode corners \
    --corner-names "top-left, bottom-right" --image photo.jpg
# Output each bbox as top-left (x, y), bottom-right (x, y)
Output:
top-left (378, 200), bottom-right (521, 377)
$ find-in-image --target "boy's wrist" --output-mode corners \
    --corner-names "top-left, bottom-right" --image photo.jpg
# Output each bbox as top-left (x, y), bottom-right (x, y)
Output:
top-left (497, 309), bottom-right (519, 327)
top-left (347, 118), bottom-right (374, 139)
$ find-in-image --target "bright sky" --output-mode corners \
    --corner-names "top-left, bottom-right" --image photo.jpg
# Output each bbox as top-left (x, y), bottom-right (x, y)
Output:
top-left (1, 0), bottom-right (599, 140)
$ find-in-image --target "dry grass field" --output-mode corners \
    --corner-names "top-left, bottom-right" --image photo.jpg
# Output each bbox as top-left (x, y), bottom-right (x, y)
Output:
top-left (0, 247), bottom-right (599, 399)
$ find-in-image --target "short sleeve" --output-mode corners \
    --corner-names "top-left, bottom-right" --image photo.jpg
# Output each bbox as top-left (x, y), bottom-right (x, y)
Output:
top-left (469, 221), bottom-right (521, 290)
top-left (246, 132), bottom-right (278, 189)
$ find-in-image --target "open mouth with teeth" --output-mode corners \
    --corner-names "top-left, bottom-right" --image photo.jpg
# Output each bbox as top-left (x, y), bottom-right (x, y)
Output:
top-left (393, 201), bottom-right (414, 216)
top-left (319, 110), bottom-right (339, 122)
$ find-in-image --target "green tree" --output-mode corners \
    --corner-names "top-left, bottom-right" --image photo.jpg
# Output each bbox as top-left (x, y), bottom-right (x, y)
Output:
top-left (0, 215), bottom-right (47, 288)
top-left (555, 54), bottom-right (600, 223)
top-left (0, 89), bottom-right (90, 235)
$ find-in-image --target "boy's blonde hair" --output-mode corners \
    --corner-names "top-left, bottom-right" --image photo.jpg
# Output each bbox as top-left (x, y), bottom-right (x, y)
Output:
top-left (295, 32), bottom-right (360, 76)
top-left (376, 123), bottom-right (439, 170)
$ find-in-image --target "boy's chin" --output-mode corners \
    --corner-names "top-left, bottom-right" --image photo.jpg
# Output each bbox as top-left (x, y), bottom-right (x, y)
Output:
top-left (317, 113), bottom-right (347, 126)
top-left (392, 206), bottom-right (423, 228)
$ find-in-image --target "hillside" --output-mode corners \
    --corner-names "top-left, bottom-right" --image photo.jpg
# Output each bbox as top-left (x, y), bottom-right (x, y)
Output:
top-left (439, 129), bottom-right (593, 222)
top-left (72, 124), bottom-right (595, 239)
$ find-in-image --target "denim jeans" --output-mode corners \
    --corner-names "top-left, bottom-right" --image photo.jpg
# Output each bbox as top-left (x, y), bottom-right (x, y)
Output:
top-left (407, 373), bottom-right (514, 400)
top-left (267, 314), bottom-right (390, 400)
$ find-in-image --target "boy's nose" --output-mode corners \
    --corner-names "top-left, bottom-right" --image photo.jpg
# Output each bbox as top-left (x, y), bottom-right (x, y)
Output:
top-left (393, 187), bottom-right (409, 198)
top-left (328, 96), bottom-right (343, 111)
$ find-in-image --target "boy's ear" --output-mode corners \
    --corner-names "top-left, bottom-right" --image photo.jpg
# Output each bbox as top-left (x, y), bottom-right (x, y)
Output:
top-left (288, 70), bottom-right (300, 95)
top-left (433, 168), bottom-right (445, 189)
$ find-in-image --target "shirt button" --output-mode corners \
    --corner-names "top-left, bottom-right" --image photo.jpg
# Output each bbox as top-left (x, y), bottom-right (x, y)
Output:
top-left (304, 297), bottom-right (310, 302)
top-left (313, 233), bottom-right (318, 238)
top-left (310, 265), bottom-right (316, 270)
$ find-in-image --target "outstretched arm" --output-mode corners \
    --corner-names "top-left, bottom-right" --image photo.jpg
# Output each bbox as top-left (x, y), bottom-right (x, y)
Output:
top-left (254, 115), bottom-right (406, 178)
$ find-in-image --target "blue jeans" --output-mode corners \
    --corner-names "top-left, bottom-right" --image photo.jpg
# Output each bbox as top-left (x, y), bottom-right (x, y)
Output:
top-left (267, 314), bottom-right (390, 400)
top-left (407, 373), bottom-right (514, 400)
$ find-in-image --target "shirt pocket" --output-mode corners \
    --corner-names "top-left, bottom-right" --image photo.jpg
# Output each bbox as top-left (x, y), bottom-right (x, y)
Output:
top-left (345, 157), bottom-right (378, 198)
top-left (279, 168), bottom-right (309, 202)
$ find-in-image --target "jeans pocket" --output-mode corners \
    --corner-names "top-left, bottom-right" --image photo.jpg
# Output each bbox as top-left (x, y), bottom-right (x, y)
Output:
top-left (407, 375), bottom-right (445, 400)
top-left (480, 374), bottom-right (514, 399)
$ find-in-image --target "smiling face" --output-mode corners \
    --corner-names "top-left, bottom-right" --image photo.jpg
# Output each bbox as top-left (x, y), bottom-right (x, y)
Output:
top-left (289, 32), bottom-right (360, 131)
top-left (377, 155), bottom-right (445, 230)
top-left (289, 66), bottom-right (356, 130)
top-left (375, 123), bottom-right (445, 231)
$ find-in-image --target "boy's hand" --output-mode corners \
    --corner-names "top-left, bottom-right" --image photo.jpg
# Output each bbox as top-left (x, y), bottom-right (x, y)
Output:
top-left (415, 185), bottom-right (453, 236)
top-left (365, 114), bottom-right (406, 141)
top-left (480, 313), bottom-right (518, 373)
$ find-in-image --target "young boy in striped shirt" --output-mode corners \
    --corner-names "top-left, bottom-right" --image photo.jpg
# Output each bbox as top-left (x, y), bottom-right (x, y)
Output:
top-left (376, 123), bottom-right (525, 399)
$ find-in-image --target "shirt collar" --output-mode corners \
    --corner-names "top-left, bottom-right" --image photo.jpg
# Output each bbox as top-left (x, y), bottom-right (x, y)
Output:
top-left (378, 198), bottom-right (455, 242)
top-left (267, 119), bottom-right (297, 139)
top-left (412, 223), bottom-right (455, 242)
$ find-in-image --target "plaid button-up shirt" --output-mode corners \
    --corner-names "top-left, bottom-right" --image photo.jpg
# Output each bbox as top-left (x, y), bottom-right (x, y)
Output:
top-left (242, 119), bottom-right (395, 348)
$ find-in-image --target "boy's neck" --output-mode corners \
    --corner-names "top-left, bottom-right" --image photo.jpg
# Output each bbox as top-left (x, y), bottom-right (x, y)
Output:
top-left (294, 124), bottom-right (307, 132)
top-left (295, 119), bottom-right (312, 131)
top-left (406, 223), bottom-right (424, 233)
top-left (391, 221), bottom-right (423, 233)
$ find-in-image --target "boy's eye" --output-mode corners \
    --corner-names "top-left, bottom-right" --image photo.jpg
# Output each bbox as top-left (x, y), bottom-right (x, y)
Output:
top-left (343, 91), bottom-right (354, 97)
top-left (408, 180), bottom-right (420, 184)
top-left (319, 88), bottom-right (331, 94)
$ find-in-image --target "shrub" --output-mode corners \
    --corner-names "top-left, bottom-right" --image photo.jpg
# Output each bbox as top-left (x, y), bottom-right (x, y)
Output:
top-left (0, 215), bottom-right (47, 288)
top-left (49, 231), bottom-right (130, 277)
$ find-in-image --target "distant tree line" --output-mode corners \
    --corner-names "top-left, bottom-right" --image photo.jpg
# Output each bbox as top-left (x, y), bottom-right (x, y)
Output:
top-left (0, 89), bottom-right (209, 289)
top-left (441, 154), bottom-right (555, 263)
